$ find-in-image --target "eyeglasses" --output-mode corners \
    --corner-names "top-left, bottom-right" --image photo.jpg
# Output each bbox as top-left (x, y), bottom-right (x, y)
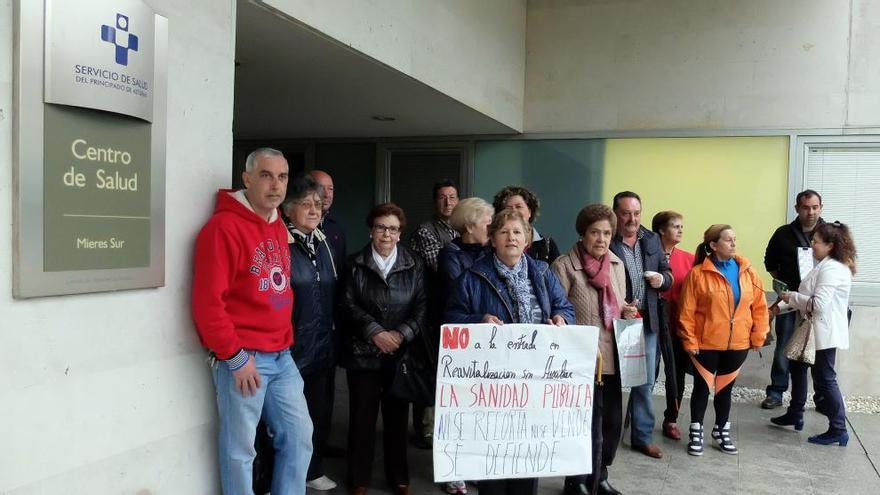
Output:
top-left (373, 224), bottom-right (401, 234)
top-left (291, 200), bottom-right (323, 211)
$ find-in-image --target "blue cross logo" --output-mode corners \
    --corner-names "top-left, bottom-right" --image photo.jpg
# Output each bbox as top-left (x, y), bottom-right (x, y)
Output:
top-left (100, 13), bottom-right (139, 66)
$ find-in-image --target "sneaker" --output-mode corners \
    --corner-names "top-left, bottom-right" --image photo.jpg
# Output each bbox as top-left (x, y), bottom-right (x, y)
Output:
top-left (306, 475), bottom-right (337, 491)
top-left (444, 480), bottom-right (467, 494)
top-left (711, 422), bottom-right (738, 455)
top-left (687, 422), bottom-right (704, 456)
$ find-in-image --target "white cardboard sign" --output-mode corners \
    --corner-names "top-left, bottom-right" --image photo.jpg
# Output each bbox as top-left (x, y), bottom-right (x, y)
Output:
top-left (433, 323), bottom-right (599, 482)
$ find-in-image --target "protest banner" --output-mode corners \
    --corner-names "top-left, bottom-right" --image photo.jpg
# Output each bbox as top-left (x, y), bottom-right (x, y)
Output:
top-left (432, 323), bottom-right (599, 482)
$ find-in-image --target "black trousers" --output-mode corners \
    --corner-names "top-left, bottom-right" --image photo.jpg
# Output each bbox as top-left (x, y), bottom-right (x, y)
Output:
top-left (690, 350), bottom-right (749, 425)
top-left (303, 367), bottom-right (335, 480)
top-left (347, 368), bottom-right (410, 488)
top-left (565, 372), bottom-right (623, 489)
top-left (661, 334), bottom-right (689, 423)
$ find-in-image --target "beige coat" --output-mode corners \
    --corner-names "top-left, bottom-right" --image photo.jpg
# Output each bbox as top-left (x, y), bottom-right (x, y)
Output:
top-left (552, 245), bottom-right (627, 375)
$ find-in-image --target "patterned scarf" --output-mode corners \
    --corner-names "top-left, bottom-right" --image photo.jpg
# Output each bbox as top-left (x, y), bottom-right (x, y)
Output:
top-left (493, 254), bottom-right (533, 324)
top-left (578, 244), bottom-right (620, 332)
top-left (289, 226), bottom-right (317, 268)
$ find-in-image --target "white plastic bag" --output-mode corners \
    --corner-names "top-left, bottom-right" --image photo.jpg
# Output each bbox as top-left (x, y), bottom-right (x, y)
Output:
top-left (614, 318), bottom-right (648, 387)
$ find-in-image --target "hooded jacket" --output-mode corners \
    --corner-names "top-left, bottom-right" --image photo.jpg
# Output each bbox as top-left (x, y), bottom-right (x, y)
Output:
top-left (289, 228), bottom-right (338, 377)
top-left (192, 189), bottom-right (294, 360)
top-left (678, 255), bottom-right (769, 351)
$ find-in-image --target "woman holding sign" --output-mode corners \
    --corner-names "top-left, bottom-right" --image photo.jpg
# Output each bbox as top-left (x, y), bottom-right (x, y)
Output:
top-left (552, 204), bottom-right (638, 495)
top-left (678, 224), bottom-right (769, 456)
top-left (445, 209), bottom-right (574, 495)
top-left (340, 202), bottom-right (427, 495)
top-left (771, 221), bottom-right (855, 446)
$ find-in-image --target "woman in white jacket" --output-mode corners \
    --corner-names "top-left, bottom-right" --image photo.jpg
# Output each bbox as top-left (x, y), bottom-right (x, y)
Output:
top-left (770, 221), bottom-right (856, 446)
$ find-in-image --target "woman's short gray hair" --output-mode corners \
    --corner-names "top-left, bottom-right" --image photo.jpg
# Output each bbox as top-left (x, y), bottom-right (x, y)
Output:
top-left (448, 197), bottom-right (494, 233)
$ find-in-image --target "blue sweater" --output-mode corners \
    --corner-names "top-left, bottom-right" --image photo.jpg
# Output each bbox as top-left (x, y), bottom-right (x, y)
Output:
top-left (712, 256), bottom-right (741, 309)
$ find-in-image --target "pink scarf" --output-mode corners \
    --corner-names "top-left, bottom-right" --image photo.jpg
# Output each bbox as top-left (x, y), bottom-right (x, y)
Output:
top-left (578, 244), bottom-right (620, 332)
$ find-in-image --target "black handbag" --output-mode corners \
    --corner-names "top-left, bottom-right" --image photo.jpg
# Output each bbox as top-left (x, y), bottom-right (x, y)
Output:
top-left (389, 330), bottom-right (436, 405)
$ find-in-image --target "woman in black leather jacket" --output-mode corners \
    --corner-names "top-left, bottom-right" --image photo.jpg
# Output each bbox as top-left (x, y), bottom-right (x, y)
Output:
top-left (340, 202), bottom-right (427, 495)
top-left (492, 185), bottom-right (560, 264)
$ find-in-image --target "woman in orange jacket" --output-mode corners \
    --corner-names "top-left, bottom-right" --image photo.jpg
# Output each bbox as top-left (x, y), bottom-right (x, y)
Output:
top-left (678, 224), bottom-right (769, 456)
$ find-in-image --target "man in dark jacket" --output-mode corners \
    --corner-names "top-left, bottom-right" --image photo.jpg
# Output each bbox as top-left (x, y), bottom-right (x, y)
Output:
top-left (310, 170), bottom-right (347, 265)
top-left (762, 190), bottom-right (825, 409)
top-left (610, 191), bottom-right (673, 461)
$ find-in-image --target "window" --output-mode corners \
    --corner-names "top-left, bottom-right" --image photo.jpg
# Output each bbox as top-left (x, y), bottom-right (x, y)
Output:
top-left (800, 141), bottom-right (880, 304)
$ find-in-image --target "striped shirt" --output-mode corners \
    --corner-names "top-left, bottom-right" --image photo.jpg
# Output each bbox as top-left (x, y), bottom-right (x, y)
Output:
top-left (619, 231), bottom-right (646, 309)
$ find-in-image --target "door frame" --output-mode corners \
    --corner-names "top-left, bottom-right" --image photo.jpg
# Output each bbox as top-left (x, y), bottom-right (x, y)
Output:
top-left (375, 141), bottom-right (472, 204)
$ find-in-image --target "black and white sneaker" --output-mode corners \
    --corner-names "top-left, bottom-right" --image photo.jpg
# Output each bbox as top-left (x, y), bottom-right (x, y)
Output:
top-left (687, 422), bottom-right (704, 456)
top-left (712, 421), bottom-right (738, 455)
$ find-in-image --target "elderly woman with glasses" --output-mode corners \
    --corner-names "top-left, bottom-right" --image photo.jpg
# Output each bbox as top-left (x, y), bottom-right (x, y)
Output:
top-left (340, 202), bottom-right (427, 495)
top-left (282, 173), bottom-right (340, 491)
top-left (651, 210), bottom-right (696, 441)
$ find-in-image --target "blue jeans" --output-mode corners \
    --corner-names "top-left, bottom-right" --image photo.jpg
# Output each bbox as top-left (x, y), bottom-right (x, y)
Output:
top-left (213, 350), bottom-right (313, 495)
top-left (630, 328), bottom-right (658, 446)
top-left (766, 311), bottom-right (797, 400)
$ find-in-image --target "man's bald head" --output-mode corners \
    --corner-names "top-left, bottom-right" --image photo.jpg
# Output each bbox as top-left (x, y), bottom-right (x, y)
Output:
top-left (309, 170), bottom-right (334, 212)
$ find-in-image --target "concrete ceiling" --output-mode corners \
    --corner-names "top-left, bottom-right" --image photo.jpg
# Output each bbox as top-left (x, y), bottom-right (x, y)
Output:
top-left (234, 1), bottom-right (517, 139)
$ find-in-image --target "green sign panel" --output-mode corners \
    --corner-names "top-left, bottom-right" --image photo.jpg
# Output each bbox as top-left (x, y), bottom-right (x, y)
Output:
top-left (43, 104), bottom-right (152, 271)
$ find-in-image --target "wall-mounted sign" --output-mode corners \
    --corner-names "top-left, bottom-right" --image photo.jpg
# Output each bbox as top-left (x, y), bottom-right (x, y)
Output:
top-left (43, 105), bottom-right (152, 271)
top-left (13, 0), bottom-right (167, 298)
top-left (45, 0), bottom-right (156, 121)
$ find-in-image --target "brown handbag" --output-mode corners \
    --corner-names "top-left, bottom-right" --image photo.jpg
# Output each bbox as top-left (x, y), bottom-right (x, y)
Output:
top-left (784, 298), bottom-right (816, 365)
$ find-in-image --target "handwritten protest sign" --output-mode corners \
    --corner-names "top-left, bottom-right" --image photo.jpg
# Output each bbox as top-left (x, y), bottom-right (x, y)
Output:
top-left (432, 323), bottom-right (599, 482)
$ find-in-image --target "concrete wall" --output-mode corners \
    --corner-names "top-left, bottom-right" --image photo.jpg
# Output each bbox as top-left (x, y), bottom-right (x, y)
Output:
top-left (0, 0), bottom-right (236, 492)
top-left (525, 0), bottom-right (880, 133)
top-left (262, 0), bottom-right (527, 133)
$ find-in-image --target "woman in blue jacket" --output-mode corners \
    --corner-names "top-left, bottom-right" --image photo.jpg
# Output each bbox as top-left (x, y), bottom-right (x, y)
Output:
top-left (438, 197), bottom-right (494, 294)
top-left (284, 173), bottom-right (339, 491)
top-left (444, 209), bottom-right (574, 495)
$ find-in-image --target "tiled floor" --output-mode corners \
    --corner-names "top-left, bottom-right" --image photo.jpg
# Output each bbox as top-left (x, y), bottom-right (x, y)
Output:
top-left (311, 370), bottom-right (880, 495)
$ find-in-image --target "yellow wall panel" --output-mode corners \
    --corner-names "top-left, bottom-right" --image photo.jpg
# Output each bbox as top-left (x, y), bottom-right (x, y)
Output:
top-left (603, 137), bottom-right (790, 284)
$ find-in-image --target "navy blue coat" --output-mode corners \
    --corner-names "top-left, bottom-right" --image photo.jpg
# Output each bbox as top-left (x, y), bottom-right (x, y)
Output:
top-left (444, 254), bottom-right (575, 325)
top-left (289, 230), bottom-right (339, 377)
top-left (437, 238), bottom-right (490, 295)
top-left (320, 211), bottom-right (347, 268)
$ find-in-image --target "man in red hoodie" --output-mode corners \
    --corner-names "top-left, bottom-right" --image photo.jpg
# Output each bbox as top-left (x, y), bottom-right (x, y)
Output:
top-left (192, 148), bottom-right (312, 495)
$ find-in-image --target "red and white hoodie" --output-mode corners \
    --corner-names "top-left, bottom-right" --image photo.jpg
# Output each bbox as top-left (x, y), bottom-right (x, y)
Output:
top-left (192, 189), bottom-right (294, 361)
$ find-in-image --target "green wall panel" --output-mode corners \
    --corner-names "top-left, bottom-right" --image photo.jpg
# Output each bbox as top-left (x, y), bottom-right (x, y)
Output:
top-left (473, 140), bottom-right (605, 253)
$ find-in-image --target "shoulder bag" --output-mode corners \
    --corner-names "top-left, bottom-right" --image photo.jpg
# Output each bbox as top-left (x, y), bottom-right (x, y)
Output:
top-left (784, 298), bottom-right (816, 365)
